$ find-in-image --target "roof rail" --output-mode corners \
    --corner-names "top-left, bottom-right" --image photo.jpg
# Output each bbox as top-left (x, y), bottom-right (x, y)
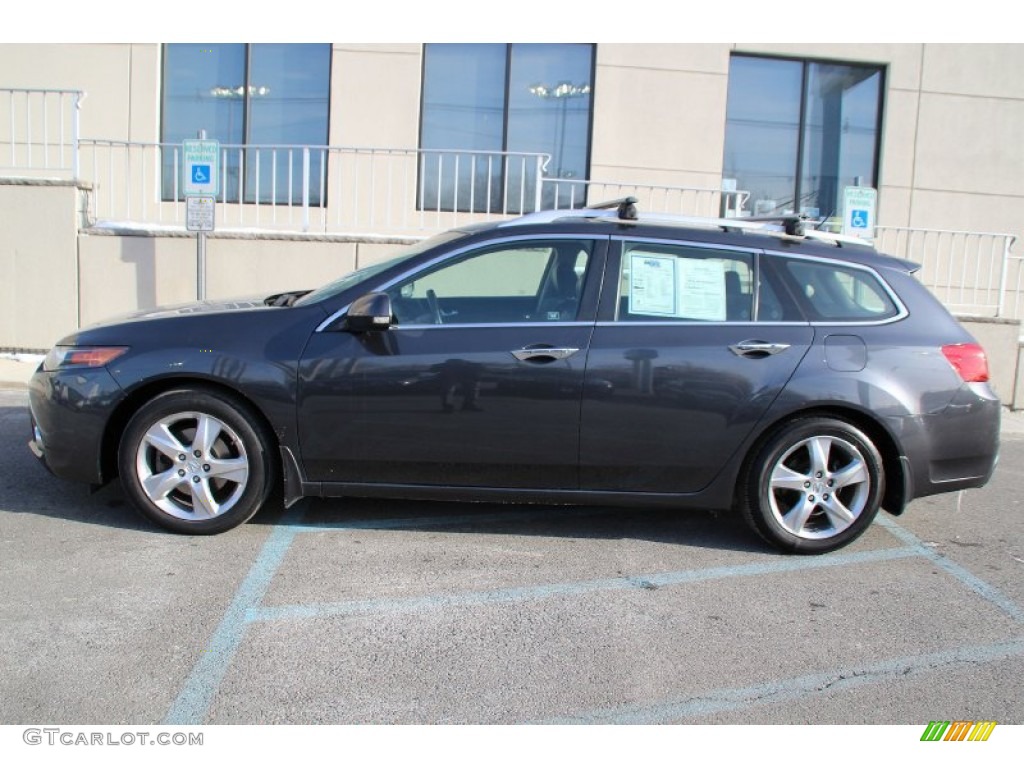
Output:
top-left (498, 201), bottom-right (872, 247)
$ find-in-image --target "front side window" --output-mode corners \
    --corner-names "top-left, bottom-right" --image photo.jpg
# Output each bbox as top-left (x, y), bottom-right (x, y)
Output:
top-left (161, 43), bottom-right (331, 204)
top-left (723, 54), bottom-right (884, 222)
top-left (420, 44), bottom-right (594, 214)
top-left (387, 240), bottom-right (594, 325)
top-left (617, 242), bottom-right (755, 323)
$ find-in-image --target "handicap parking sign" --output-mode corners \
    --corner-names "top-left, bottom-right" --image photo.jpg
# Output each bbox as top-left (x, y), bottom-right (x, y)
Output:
top-left (183, 140), bottom-right (220, 195)
top-left (842, 187), bottom-right (877, 239)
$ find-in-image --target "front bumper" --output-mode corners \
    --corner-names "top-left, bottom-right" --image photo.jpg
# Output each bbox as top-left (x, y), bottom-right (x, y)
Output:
top-left (28, 364), bottom-right (126, 485)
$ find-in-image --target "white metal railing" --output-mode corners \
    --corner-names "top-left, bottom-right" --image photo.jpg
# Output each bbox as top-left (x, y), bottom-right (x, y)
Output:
top-left (76, 139), bottom-right (751, 236)
top-left (874, 226), bottom-right (1018, 319)
top-left (544, 178), bottom-right (750, 219)
top-left (0, 88), bottom-right (83, 178)
top-left (21, 125), bottom-right (1024, 322)
top-left (80, 141), bottom-right (554, 233)
top-left (999, 254), bottom-right (1024, 322)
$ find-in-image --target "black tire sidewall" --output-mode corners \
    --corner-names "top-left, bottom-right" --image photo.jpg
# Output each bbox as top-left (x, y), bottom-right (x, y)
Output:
top-left (744, 418), bottom-right (884, 554)
top-left (117, 388), bottom-right (274, 534)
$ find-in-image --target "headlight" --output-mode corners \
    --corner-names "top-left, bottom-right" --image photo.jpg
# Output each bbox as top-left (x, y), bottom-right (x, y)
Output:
top-left (42, 346), bottom-right (129, 371)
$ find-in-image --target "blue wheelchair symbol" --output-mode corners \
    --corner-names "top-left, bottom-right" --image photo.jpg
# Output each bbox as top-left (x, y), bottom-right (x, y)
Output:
top-left (850, 209), bottom-right (869, 229)
top-left (191, 164), bottom-right (211, 185)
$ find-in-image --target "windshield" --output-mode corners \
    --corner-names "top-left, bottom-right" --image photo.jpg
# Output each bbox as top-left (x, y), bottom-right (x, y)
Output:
top-left (294, 230), bottom-right (469, 306)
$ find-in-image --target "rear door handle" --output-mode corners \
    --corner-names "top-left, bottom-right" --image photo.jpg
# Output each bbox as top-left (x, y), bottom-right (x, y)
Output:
top-left (729, 340), bottom-right (791, 358)
top-left (511, 346), bottom-right (580, 362)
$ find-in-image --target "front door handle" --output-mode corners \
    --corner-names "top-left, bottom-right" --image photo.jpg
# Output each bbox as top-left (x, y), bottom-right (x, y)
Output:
top-left (511, 346), bottom-right (580, 363)
top-left (729, 340), bottom-right (791, 358)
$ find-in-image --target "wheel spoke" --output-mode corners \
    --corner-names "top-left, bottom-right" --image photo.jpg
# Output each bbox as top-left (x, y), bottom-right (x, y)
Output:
top-left (192, 413), bottom-right (221, 457)
top-left (205, 456), bottom-right (248, 483)
top-left (143, 423), bottom-right (187, 461)
top-left (190, 479), bottom-right (221, 518)
top-left (808, 436), bottom-right (832, 476)
top-left (820, 493), bottom-right (857, 529)
top-left (142, 467), bottom-right (186, 502)
top-left (831, 457), bottom-right (868, 489)
top-left (770, 463), bottom-right (810, 491)
top-left (782, 495), bottom-right (816, 535)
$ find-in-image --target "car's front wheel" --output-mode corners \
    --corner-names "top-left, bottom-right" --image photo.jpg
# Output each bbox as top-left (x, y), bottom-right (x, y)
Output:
top-left (117, 388), bottom-right (276, 534)
top-left (739, 417), bottom-right (884, 554)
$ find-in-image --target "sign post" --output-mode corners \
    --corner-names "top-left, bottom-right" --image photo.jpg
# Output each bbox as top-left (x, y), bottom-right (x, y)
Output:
top-left (183, 131), bottom-right (220, 300)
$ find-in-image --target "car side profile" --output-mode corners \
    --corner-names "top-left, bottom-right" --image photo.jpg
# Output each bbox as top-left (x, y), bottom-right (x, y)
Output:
top-left (27, 200), bottom-right (1000, 553)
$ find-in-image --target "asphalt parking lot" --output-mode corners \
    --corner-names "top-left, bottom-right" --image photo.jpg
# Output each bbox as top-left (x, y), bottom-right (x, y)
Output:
top-left (1, 386), bottom-right (1023, 726)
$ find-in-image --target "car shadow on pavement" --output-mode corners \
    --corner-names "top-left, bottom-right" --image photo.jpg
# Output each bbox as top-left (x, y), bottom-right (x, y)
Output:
top-left (0, 402), bottom-right (766, 553)
top-left (281, 495), bottom-right (767, 554)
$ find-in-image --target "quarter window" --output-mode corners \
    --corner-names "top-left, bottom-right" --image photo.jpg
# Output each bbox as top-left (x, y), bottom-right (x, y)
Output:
top-left (783, 259), bottom-right (898, 321)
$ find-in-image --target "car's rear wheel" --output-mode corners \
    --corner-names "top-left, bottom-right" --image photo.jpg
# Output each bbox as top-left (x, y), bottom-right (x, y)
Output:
top-left (117, 388), bottom-right (276, 534)
top-left (739, 417), bottom-right (884, 554)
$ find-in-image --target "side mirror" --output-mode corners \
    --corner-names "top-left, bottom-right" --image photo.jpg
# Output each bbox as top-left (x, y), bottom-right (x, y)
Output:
top-left (344, 292), bottom-right (394, 333)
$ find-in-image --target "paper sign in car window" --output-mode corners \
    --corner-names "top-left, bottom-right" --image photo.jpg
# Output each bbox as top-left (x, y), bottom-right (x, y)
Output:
top-left (629, 253), bottom-right (676, 316)
top-left (677, 258), bottom-right (726, 321)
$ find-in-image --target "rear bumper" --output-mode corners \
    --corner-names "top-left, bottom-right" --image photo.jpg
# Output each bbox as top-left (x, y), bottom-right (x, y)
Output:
top-left (893, 382), bottom-right (1001, 502)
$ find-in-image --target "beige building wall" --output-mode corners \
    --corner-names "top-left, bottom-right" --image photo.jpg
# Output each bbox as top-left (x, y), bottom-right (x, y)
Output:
top-left (2, 42), bottom-right (1020, 239)
top-left (2, 42), bottom-right (1024, 350)
top-left (75, 233), bottom-right (407, 331)
top-left (0, 43), bottom-right (155, 143)
top-left (590, 45), bottom-right (731, 190)
top-left (0, 180), bottom-right (83, 349)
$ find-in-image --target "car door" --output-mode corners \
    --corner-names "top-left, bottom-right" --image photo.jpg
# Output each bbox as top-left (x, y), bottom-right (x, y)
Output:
top-left (297, 235), bottom-right (606, 489)
top-left (579, 237), bottom-right (814, 493)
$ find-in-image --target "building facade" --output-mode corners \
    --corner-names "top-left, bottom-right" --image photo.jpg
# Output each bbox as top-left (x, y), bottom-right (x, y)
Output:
top-left (1, 43), bottom-right (1022, 377)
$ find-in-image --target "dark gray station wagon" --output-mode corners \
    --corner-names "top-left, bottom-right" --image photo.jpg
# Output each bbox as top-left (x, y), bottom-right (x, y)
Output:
top-left (28, 200), bottom-right (1000, 553)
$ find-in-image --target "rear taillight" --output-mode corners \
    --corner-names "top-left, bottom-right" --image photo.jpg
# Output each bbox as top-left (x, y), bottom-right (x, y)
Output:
top-left (941, 343), bottom-right (989, 383)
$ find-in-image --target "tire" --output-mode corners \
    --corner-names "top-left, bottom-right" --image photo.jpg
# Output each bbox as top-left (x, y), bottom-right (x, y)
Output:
top-left (117, 388), bottom-right (276, 534)
top-left (738, 417), bottom-right (884, 554)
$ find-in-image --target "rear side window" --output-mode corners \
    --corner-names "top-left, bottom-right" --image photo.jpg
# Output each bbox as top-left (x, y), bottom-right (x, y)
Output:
top-left (783, 259), bottom-right (899, 321)
top-left (617, 242), bottom-right (754, 322)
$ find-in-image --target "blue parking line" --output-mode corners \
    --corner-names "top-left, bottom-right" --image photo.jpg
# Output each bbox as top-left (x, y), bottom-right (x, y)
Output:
top-left (163, 505), bottom-right (306, 725)
top-left (162, 500), bottom-right (1022, 726)
top-left (540, 638), bottom-right (1024, 724)
top-left (878, 516), bottom-right (1024, 623)
top-left (248, 545), bottom-right (919, 623)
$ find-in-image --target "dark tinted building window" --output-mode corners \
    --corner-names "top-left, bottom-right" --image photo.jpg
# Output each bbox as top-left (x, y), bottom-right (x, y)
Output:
top-left (161, 43), bottom-right (331, 204)
top-left (420, 43), bottom-right (594, 213)
top-left (723, 55), bottom-right (883, 223)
